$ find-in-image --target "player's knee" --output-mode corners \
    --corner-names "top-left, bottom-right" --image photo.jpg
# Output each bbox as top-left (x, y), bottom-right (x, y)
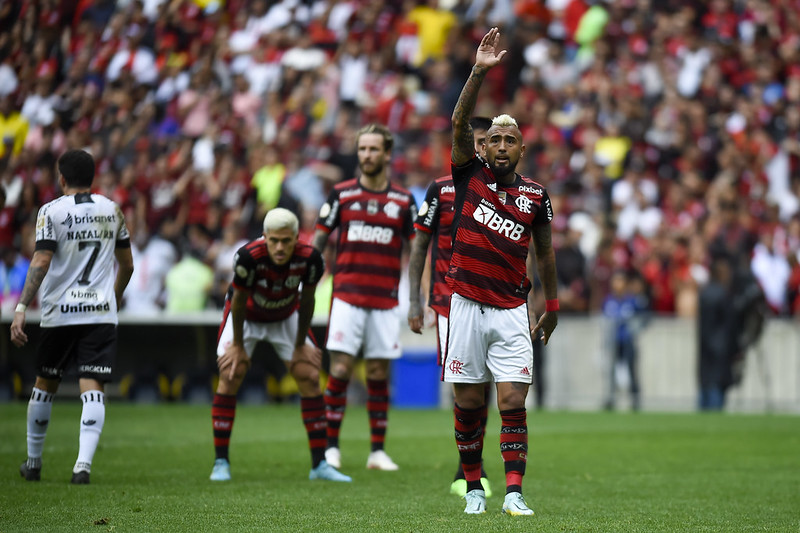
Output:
top-left (34, 377), bottom-right (60, 394)
top-left (291, 361), bottom-right (319, 385)
top-left (453, 384), bottom-right (486, 409)
top-left (329, 355), bottom-right (354, 379)
top-left (217, 371), bottom-right (246, 393)
top-left (365, 360), bottom-right (390, 381)
top-left (497, 391), bottom-right (527, 411)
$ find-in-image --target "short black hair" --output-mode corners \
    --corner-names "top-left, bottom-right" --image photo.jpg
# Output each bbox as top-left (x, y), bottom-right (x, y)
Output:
top-left (57, 149), bottom-right (95, 189)
top-left (470, 116), bottom-right (493, 132)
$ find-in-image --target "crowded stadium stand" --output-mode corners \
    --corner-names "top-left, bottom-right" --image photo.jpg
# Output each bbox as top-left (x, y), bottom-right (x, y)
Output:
top-left (1, 0), bottom-right (799, 410)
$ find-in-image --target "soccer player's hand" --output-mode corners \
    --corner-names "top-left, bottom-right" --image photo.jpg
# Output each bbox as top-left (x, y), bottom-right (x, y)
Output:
top-left (532, 311), bottom-right (558, 345)
top-left (218, 344), bottom-right (250, 381)
top-left (475, 27), bottom-right (506, 70)
top-left (424, 306), bottom-right (437, 328)
top-left (292, 344), bottom-right (322, 369)
top-left (10, 313), bottom-right (28, 347)
top-left (408, 299), bottom-right (424, 334)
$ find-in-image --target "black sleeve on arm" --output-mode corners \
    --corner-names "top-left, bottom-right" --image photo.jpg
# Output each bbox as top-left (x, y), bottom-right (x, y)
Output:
top-left (416, 181), bottom-right (441, 233)
top-left (231, 244), bottom-right (257, 290)
top-left (35, 240), bottom-right (57, 252)
top-left (532, 190), bottom-right (554, 226)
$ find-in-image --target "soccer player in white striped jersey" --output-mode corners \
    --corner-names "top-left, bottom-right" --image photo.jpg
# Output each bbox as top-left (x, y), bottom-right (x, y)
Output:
top-left (10, 149), bottom-right (134, 484)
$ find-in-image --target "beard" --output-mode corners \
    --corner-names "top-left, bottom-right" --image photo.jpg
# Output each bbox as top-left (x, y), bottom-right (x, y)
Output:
top-left (488, 157), bottom-right (518, 179)
top-left (359, 159), bottom-right (384, 178)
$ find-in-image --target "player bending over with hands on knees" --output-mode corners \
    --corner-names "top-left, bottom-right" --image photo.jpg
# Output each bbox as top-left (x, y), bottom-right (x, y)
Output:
top-left (210, 208), bottom-right (351, 483)
top-left (11, 149), bottom-right (134, 485)
top-left (444, 28), bottom-right (559, 516)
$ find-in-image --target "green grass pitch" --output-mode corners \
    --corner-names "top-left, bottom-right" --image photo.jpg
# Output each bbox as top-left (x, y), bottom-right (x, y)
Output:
top-left (0, 403), bottom-right (798, 532)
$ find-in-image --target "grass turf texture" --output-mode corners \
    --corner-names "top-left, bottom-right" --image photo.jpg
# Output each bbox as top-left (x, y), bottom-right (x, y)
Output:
top-left (0, 404), bottom-right (798, 532)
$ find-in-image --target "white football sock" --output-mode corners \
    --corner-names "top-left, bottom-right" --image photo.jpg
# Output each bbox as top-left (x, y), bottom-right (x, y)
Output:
top-left (27, 388), bottom-right (54, 467)
top-left (75, 390), bottom-right (105, 473)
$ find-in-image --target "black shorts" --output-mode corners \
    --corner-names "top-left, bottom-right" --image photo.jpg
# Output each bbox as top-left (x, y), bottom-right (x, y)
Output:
top-left (37, 324), bottom-right (118, 382)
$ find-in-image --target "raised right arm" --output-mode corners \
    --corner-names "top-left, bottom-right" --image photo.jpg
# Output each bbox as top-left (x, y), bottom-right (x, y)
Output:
top-left (451, 27), bottom-right (506, 166)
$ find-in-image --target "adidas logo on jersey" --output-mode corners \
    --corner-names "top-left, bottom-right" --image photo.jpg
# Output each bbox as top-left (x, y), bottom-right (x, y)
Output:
top-left (472, 200), bottom-right (525, 241)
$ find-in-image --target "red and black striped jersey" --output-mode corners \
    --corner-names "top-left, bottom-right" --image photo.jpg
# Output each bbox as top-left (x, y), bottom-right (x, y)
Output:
top-left (229, 239), bottom-right (324, 323)
top-left (446, 156), bottom-right (553, 308)
top-left (414, 176), bottom-right (455, 317)
top-left (316, 178), bottom-right (417, 309)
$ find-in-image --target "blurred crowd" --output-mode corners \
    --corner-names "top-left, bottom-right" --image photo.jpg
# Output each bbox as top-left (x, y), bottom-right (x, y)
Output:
top-left (1, 0), bottom-right (799, 318)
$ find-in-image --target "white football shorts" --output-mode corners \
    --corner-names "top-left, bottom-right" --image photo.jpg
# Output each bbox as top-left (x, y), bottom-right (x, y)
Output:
top-left (443, 293), bottom-right (533, 384)
top-left (326, 297), bottom-right (402, 359)
top-left (216, 310), bottom-right (312, 362)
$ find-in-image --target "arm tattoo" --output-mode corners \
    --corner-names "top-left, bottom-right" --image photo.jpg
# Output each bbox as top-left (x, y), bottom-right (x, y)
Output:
top-left (408, 231), bottom-right (432, 304)
top-left (18, 266), bottom-right (48, 306)
top-left (531, 225), bottom-right (558, 301)
top-left (451, 66), bottom-right (488, 165)
top-left (531, 224), bottom-right (552, 252)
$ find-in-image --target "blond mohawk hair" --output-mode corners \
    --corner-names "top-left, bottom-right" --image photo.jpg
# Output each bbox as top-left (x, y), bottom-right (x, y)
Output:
top-left (491, 114), bottom-right (519, 128)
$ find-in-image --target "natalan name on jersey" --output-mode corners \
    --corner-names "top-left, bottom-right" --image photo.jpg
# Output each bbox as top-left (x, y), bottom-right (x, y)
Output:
top-left (65, 229), bottom-right (115, 240)
top-left (36, 193), bottom-right (130, 327)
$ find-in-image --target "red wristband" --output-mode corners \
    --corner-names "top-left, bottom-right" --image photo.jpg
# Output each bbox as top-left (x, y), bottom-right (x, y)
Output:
top-left (545, 299), bottom-right (559, 312)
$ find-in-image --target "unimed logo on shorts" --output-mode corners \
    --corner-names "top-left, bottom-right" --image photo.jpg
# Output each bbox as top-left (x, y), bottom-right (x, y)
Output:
top-left (472, 200), bottom-right (525, 241)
